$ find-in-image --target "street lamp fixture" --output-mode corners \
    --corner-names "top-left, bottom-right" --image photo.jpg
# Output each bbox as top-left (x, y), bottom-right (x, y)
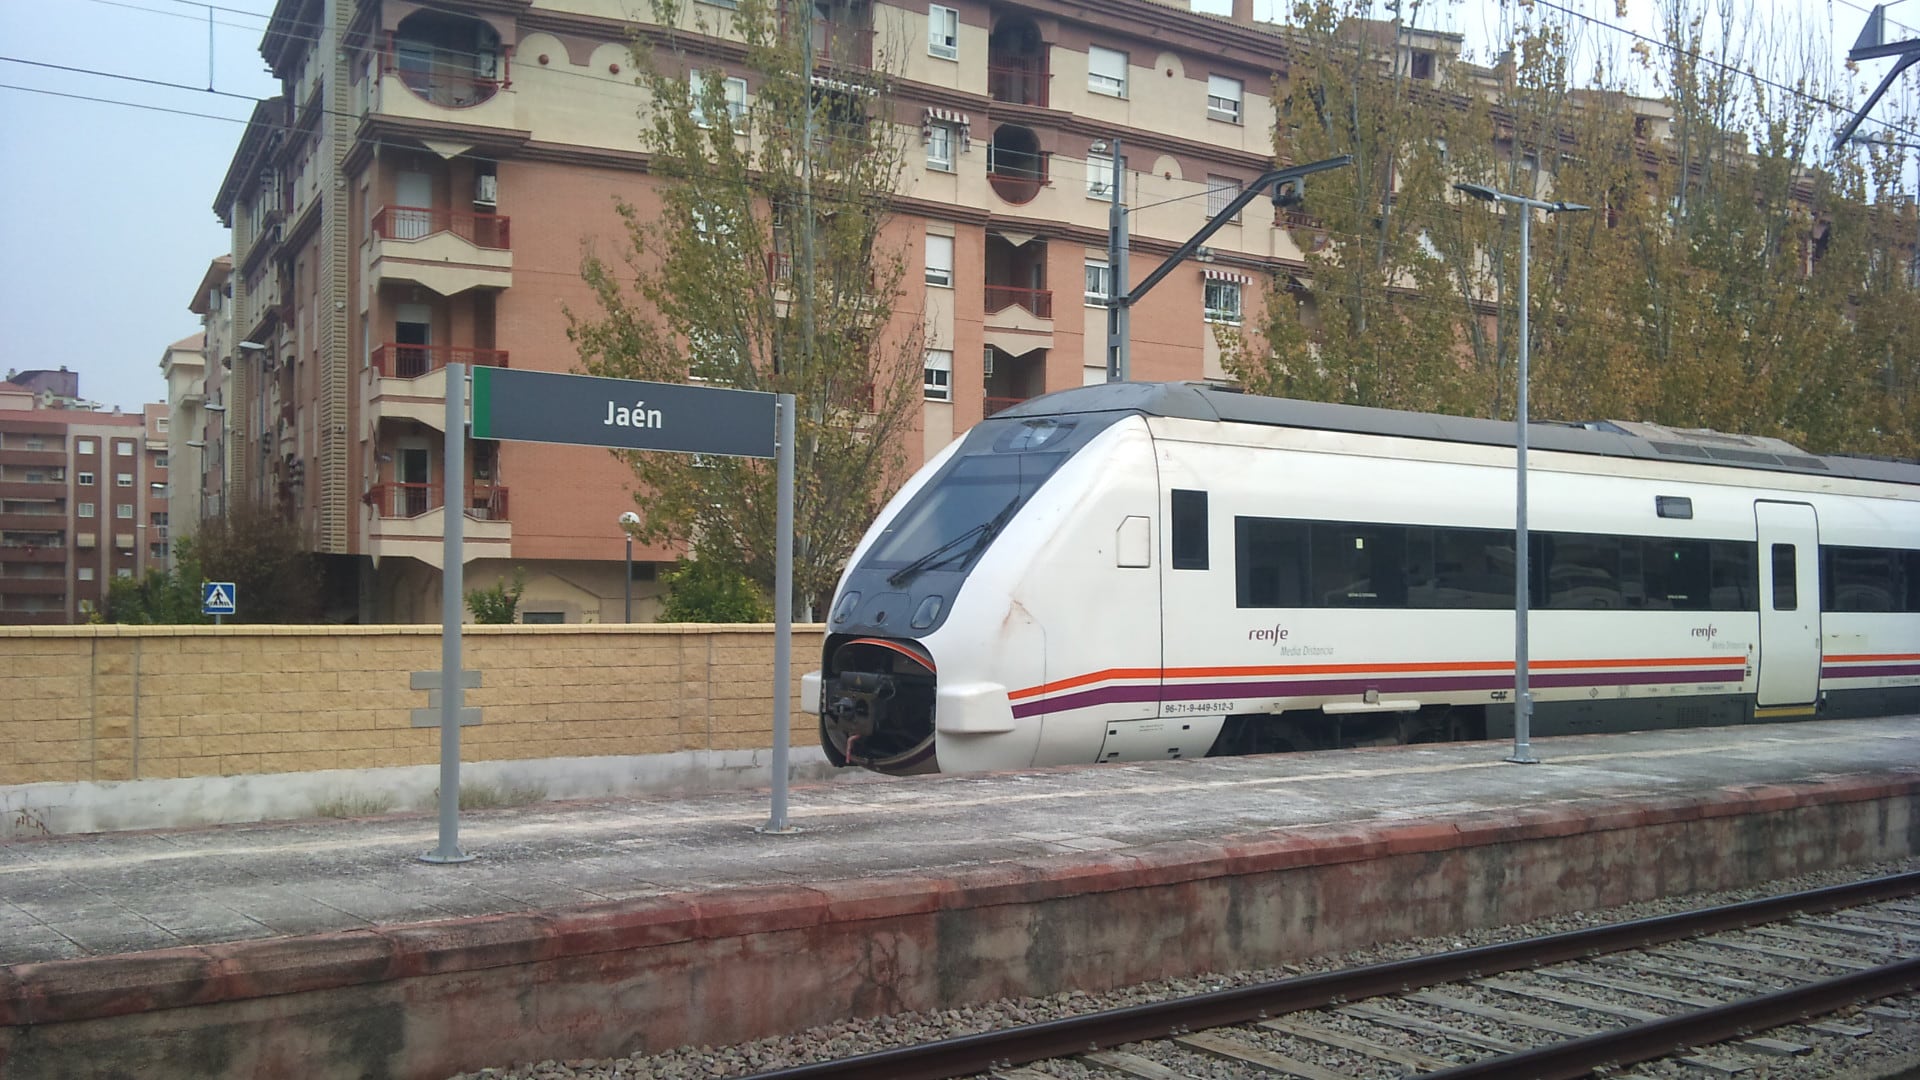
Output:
top-left (619, 511), bottom-right (641, 622)
top-left (1452, 181), bottom-right (1591, 765)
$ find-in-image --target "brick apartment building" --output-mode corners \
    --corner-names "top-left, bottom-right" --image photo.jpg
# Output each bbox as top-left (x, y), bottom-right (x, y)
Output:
top-left (199, 0), bottom-right (1492, 623)
top-left (0, 372), bottom-right (171, 625)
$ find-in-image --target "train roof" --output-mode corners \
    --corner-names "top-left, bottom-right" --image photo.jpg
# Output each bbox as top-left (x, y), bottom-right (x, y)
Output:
top-left (997, 382), bottom-right (1920, 488)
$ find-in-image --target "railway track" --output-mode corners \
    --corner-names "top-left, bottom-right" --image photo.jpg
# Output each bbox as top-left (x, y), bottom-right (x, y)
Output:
top-left (744, 872), bottom-right (1920, 1080)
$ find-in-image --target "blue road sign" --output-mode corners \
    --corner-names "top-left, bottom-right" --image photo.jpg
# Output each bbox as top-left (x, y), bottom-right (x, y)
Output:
top-left (202, 582), bottom-right (237, 616)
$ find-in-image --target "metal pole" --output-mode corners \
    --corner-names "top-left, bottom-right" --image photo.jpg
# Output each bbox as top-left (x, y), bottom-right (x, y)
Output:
top-left (1105, 138), bottom-right (1130, 382)
top-left (763, 394), bottom-right (798, 833)
top-left (624, 533), bottom-right (633, 623)
top-left (423, 362), bottom-right (475, 862)
top-left (1510, 208), bottom-right (1537, 765)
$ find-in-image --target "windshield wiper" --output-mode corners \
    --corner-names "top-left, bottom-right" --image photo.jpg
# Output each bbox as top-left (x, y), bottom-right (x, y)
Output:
top-left (886, 498), bottom-right (1020, 587)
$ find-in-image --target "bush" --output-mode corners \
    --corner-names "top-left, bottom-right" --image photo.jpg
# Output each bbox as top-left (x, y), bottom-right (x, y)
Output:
top-left (657, 558), bottom-right (771, 623)
top-left (466, 567), bottom-right (526, 624)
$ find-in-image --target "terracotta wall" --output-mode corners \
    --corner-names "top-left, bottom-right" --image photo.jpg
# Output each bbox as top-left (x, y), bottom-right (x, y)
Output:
top-left (0, 624), bottom-right (824, 786)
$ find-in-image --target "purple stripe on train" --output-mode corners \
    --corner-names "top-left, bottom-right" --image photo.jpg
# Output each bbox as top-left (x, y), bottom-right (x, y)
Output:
top-left (1008, 668), bottom-right (1738, 720)
top-left (1822, 664), bottom-right (1920, 679)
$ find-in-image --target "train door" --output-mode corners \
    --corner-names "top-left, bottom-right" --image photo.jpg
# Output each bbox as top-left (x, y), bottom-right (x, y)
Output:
top-left (1754, 501), bottom-right (1821, 710)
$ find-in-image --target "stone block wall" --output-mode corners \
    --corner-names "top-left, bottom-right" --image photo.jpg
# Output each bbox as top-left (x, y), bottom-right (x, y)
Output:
top-left (0, 625), bottom-right (824, 786)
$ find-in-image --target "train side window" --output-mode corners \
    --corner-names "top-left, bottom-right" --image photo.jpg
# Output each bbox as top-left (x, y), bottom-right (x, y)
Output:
top-left (1770, 543), bottom-right (1797, 611)
top-left (1311, 523), bottom-right (1406, 607)
top-left (1171, 490), bottom-right (1208, 570)
top-left (1235, 517), bottom-right (1307, 607)
top-left (1821, 545), bottom-right (1916, 612)
top-left (1424, 527), bottom-right (1514, 609)
top-left (1543, 533), bottom-right (1626, 609)
top-left (1707, 541), bottom-right (1757, 611)
top-left (1643, 538), bottom-right (1712, 610)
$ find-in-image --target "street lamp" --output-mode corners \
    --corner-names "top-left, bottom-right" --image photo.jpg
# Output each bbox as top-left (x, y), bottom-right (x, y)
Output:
top-left (1453, 181), bottom-right (1590, 765)
top-left (619, 511), bottom-right (641, 622)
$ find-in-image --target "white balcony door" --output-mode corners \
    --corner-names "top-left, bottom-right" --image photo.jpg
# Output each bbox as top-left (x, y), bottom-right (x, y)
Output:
top-left (395, 172), bottom-right (433, 238)
top-left (395, 303), bottom-right (433, 378)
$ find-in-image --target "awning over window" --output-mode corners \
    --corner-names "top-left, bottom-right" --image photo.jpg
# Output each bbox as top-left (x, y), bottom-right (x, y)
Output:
top-left (1202, 267), bottom-right (1251, 284)
top-left (922, 107), bottom-right (972, 151)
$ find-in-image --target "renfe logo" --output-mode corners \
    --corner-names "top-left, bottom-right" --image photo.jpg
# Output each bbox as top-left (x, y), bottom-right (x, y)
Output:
top-left (1249, 624), bottom-right (1290, 644)
top-left (1691, 624), bottom-right (1718, 639)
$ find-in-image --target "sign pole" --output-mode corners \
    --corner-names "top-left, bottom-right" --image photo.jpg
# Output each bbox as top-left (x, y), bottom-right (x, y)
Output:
top-left (423, 362), bottom-right (475, 864)
top-left (764, 394), bottom-right (797, 833)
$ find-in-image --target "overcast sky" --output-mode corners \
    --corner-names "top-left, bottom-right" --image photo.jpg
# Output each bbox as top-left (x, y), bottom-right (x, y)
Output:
top-left (2, 0), bottom-right (1914, 414)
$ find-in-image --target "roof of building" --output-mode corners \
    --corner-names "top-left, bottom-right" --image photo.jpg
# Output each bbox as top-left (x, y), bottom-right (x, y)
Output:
top-left (188, 256), bottom-right (233, 315)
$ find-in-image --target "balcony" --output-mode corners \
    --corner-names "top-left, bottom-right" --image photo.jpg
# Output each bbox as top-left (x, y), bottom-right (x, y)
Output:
top-left (986, 142), bottom-right (1049, 205)
top-left (363, 482), bottom-right (511, 569)
top-left (371, 12), bottom-right (517, 128)
top-left (369, 206), bottom-right (513, 295)
top-left (0, 449), bottom-right (66, 468)
top-left (366, 345), bottom-right (507, 429)
top-left (0, 480), bottom-right (64, 499)
top-left (0, 578), bottom-right (66, 596)
top-left (987, 63), bottom-right (1048, 108)
top-left (0, 512), bottom-right (65, 532)
top-left (0, 610), bottom-right (67, 626)
top-left (983, 396), bottom-right (1031, 418)
top-left (985, 284), bottom-right (1052, 319)
top-left (0, 542), bottom-right (65, 563)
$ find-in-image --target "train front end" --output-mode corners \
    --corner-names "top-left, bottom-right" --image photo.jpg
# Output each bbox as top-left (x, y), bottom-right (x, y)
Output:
top-left (803, 398), bottom-right (1124, 775)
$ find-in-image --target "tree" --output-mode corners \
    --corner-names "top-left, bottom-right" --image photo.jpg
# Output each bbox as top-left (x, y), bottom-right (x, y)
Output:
top-left (569, 0), bottom-right (924, 617)
top-left (186, 498), bottom-right (327, 622)
top-left (106, 546), bottom-right (209, 625)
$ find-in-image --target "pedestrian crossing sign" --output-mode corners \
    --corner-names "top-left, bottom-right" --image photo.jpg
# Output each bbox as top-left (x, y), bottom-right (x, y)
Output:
top-left (202, 582), bottom-right (237, 616)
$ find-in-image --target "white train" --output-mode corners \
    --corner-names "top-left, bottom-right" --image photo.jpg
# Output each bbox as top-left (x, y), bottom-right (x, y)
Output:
top-left (801, 382), bottom-right (1920, 775)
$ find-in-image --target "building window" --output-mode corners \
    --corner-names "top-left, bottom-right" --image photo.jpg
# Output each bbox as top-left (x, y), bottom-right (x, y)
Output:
top-left (116, 567), bottom-right (135, 579)
top-left (154, 454), bottom-right (168, 469)
top-left (150, 482), bottom-right (168, 498)
top-left (1207, 75), bottom-right (1242, 123)
top-left (117, 504), bottom-right (134, 520)
top-left (151, 543), bottom-right (169, 561)
top-left (157, 417), bottom-right (170, 432)
top-left (78, 567), bottom-right (94, 582)
top-left (1085, 259), bottom-right (1113, 304)
top-left (78, 471), bottom-right (94, 486)
top-left (924, 349), bottom-right (953, 401)
top-left (1204, 279), bottom-right (1242, 323)
top-left (1087, 154), bottom-right (1116, 200)
top-left (926, 122), bottom-right (955, 171)
top-left (78, 502), bottom-right (95, 518)
top-left (77, 438), bottom-right (96, 455)
top-left (928, 4), bottom-right (958, 60)
top-left (152, 511), bottom-right (169, 527)
top-left (1088, 46), bottom-right (1127, 97)
top-left (1408, 49), bottom-right (1434, 80)
top-left (116, 441), bottom-right (133, 456)
top-left (1207, 175), bottom-right (1240, 218)
top-left (689, 71), bottom-right (748, 130)
top-left (116, 473), bottom-right (133, 487)
top-left (925, 234), bottom-right (954, 286)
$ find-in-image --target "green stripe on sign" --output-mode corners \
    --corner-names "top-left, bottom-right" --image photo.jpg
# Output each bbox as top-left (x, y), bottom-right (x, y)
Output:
top-left (471, 364), bottom-right (492, 438)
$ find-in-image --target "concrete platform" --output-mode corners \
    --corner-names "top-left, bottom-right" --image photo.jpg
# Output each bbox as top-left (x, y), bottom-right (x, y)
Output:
top-left (2, 717), bottom-right (1917, 1079)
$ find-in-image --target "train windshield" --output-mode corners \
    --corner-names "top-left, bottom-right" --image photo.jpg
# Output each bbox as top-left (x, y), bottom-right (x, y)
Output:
top-left (863, 450), bottom-right (1069, 583)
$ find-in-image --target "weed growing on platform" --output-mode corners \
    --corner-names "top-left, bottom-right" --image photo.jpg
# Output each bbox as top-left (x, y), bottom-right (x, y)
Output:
top-left (423, 781), bottom-right (549, 812)
top-left (312, 791), bottom-right (398, 819)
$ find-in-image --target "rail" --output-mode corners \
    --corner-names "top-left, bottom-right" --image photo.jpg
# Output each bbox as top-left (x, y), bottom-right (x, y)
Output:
top-left (371, 344), bottom-right (509, 380)
top-left (984, 283), bottom-right (1052, 319)
top-left (371, 205), bottom-right (511, 249)
top-left (987, 62), bottom-right (1048, 107)
top-left (365, 482), bottom-right (509, 521)
top-left (741, 870), bottom-right (1920, 1080)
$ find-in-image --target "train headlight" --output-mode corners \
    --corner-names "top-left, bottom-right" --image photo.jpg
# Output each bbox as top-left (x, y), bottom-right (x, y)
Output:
top-left (832, 591), bottom-right (861, 624)
top-left (910, 594), bottom-right (943, 629)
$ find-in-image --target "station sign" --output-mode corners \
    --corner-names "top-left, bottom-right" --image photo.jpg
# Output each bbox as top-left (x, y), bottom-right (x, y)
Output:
top-left (469, 367), bottom-right (777, 459)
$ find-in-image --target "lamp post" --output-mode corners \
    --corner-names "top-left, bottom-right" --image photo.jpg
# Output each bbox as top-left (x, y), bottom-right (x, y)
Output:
top-left (1453, 181), bottom-right (1590, 765)
top-left (619, 511), bottom-right (640, 622)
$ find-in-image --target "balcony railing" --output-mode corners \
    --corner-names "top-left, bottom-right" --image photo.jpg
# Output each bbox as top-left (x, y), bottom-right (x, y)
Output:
top-left (0, 578), bottom-right (66, 596)
top-left (371, 344), bottom-right (510, 380)
top-left (987, 62), bottom-right (1049, 107)
top-left (372, 205), bottom-right (511, 249)
top-left (985, 284), bottom-right (1053, 319)
top-left (366, 482), bottom-right (510, 521)
top-left (985, 147), bottom-right (1050, 205)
